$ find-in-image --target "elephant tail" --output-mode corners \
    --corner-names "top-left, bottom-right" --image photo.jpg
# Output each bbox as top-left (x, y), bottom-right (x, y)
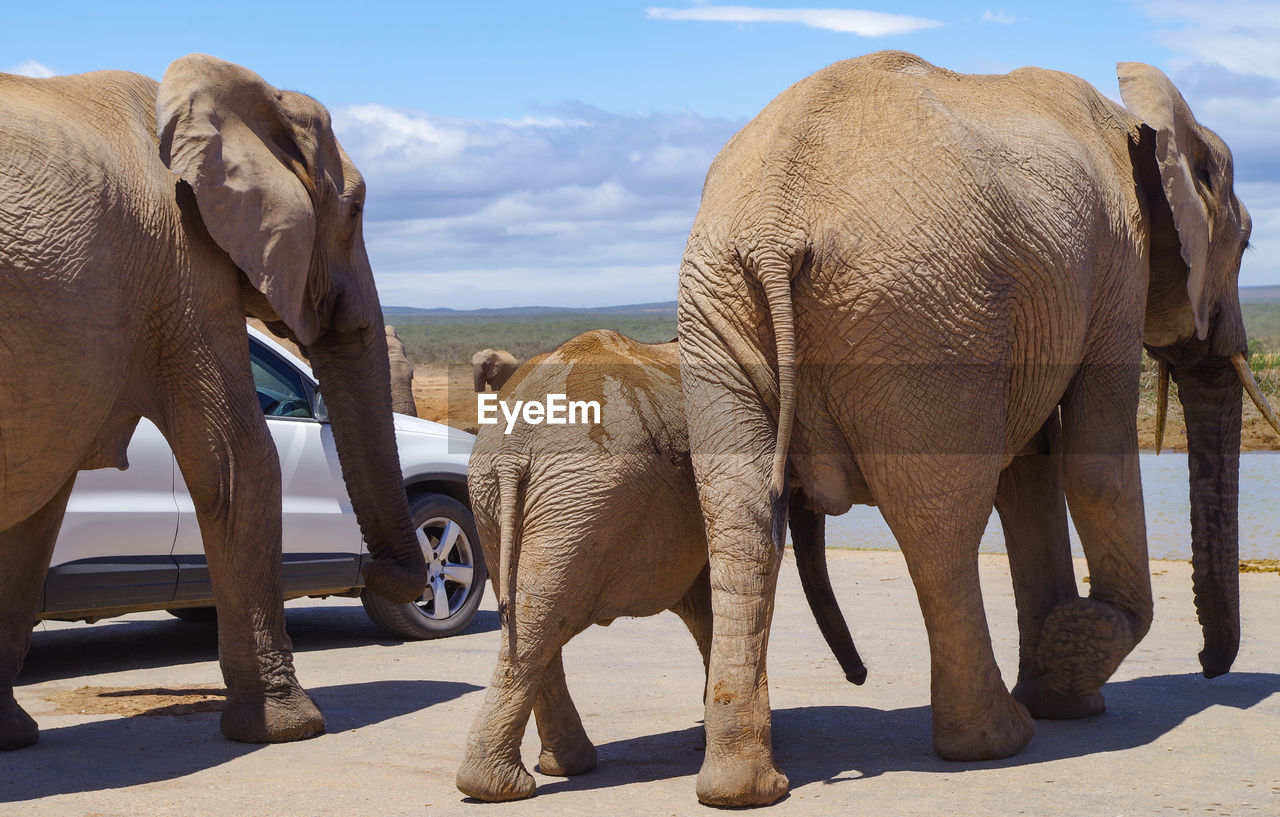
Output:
top-left (753, 245), bottom-right (799, 550)
top-left (496, 456), bottom-right (526, 665)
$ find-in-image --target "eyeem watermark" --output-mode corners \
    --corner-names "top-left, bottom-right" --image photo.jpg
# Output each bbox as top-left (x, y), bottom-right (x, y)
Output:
top-left (477, 393), bottom-right (602, 434)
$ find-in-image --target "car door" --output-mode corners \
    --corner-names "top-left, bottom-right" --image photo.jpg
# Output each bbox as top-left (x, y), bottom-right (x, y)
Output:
top-left (169, 336), bottom-right (363, 602)
top-left (42, 420), bottom-right (180, 615)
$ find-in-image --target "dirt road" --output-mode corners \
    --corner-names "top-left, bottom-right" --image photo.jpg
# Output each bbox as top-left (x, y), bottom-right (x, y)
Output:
top-left (7, 549), bottom-right (1278, 816)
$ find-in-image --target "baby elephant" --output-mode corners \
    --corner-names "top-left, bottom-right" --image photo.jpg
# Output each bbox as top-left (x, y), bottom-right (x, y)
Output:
top-left (457, 330), bottom-right (864, 801)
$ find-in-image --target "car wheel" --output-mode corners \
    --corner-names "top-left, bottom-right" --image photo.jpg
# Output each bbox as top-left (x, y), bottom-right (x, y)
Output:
top-left (166, 606), bottom-right (217, 623)
top-left (360, 492), bottom-right (487, 639)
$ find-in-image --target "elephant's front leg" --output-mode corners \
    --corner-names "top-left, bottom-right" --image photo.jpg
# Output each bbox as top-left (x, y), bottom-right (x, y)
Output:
top-left (162, 353), bottom-right (323, 743)
top-left (0, 477), bottom-right (75, 750)
top-left (1038, 369), bottom-right (1153, 700)
top-left (996, 415), bottom-right (1102, 718)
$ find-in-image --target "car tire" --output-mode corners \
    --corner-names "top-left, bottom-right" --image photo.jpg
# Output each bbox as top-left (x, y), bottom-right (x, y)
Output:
top-left (166, 606), bottom-right (217, 623)
top-left (361, 492), bottom-right (487, 639)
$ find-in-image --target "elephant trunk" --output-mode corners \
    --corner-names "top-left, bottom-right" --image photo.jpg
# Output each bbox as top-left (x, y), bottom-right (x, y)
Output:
top-left (1169, 355), bottom-right (1242, 678)
top-left (788, 493), bottom-right (867, 684)
top-left (307, 326), bottom-right (429, 603)
top-left (473, 366), bottom-right (486, 394)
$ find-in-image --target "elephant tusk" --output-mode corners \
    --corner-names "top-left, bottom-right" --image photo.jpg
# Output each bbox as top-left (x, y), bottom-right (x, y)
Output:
top-left (1155, 359), bottom-right (1169, 455)
top-left (1231, 352), bottom-right (1280, 439)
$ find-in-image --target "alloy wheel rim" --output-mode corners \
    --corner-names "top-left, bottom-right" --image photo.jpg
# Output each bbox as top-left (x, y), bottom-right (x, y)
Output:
top-left (415, 515), bottom-right (475, 619)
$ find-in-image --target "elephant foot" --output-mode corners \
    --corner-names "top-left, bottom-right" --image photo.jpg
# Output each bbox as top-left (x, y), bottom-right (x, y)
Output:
top-left (1012, 676), bottom-right (1106, 720)
top-left (538, 738), bottom-right (597, 777)
top-left (1036, 597), bottom-right (1135, 700)
top-left (0, 694), bottom-right (38, 751)
top-left (456, 753), bottom-right (536, 801)
top-left (696, 753), bottom-right (789, 807)
top-left (932, 688), bottom-right (1034, 761)
top-left (221, 684), bottom-right (324, 743)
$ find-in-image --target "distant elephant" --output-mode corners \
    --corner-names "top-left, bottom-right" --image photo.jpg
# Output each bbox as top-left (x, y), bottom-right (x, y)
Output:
top-left (676, 51), bottom-right (1271, 805)
top-left (456, 331), bottom-right (866, 802)
top-left (0, 55), bottom-right (428, 751)
top-left (471, 348), bottom-right (520, 392)
top-left (385, 325), bottom-right (418, 416)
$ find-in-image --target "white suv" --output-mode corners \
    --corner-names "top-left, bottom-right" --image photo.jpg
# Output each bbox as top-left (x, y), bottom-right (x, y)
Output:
top-left (39, 326), bottom-right (485, 640)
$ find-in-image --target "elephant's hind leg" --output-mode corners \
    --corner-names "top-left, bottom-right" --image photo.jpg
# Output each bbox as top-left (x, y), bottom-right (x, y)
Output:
top-left (870, 451), bottom-right (1035, 761)
top-left (532, 648), bottom-right (597, 777)
top-left (458, 593), bottom-right (574, 801)
top-left (0, 477), bottom-right (75, 750)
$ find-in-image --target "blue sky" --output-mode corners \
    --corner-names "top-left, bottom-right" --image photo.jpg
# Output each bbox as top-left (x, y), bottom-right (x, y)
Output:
top-left (7, 1), bottom-right (1279, 308)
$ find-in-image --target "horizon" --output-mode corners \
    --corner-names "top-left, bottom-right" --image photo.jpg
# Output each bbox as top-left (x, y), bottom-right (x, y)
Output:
top-left (8, 2), bottom-right (1279, 310)
top-left (385, 282), bottom-right (1280, 315)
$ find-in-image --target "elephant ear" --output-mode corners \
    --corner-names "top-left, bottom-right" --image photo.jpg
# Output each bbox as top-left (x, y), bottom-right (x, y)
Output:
top-left (1117, 61), bottom-right (1214, 341)
top-left (157, 54), bottom-right (323, 346)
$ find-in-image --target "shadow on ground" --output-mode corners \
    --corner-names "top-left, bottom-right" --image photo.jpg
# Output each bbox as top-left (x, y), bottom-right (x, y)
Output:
top-left (0, 678), bottom-right (480, 802)
top-left (536, 671), bottom-right (1280, 798)
top-left (20, 604), bottom-right (500, 685)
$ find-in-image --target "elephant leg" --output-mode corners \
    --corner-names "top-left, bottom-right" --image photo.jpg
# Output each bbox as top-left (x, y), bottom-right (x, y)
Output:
top-left (160, 344), bottom-right (322, 743)
top-left (457, 592), bottom-right (570, 801)
top-left (1035, 371), bottom-right (1153, 701)
top-left (679, 357), bottom-right (788, 806)
top-left (694, 473), bottom-right (788, 806)
top-left (531, 648), bottom-right (597, 777)
top-left (669, 564), bottom-right (713, 673)
top-left (997, 415), bottom-right (1101, 718)
top-left (870, 453), bottom-right (1034, 761)
top-left (0, 476), bottom-right (74, 750)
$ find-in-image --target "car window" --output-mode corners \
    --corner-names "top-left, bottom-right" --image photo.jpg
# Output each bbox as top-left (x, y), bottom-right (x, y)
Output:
top-left (250, 341), bottom-right (314, 419)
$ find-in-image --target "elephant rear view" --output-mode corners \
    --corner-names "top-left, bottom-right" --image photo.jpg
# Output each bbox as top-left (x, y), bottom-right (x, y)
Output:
top-left (677, 51), bottom-right (1267, 805)
top-left (0, 56), bottom-right (427, 750)
top-left (457, 330), bottom-right (865, 802)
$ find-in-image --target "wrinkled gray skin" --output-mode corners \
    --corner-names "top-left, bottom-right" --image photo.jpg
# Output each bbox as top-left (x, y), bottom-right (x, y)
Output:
top-left (678, 51), bottom-right (1253, 805)
top-left (0, 56), bottom-right (428, 751)
top-left (385, 325), bottom-right (417, 416)
top-left (471, 348), bottom-right (520, 392)
top-left (457, 331), bottom-right (866, 802)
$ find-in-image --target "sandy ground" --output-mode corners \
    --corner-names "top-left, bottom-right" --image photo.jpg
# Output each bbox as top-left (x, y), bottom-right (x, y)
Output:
top-left (6, 549), bottom-right (1278, 817)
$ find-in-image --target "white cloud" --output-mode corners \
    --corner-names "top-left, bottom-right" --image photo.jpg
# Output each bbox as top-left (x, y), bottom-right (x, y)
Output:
top-left (333, 103), bottom-right (742, 309)
top-left (645, 6), bottom-right (943, 36)
top-left (6, 61), bottom-right (55, 78)
top-left (1139, 1), bottom-right (1280, 80)
top-left (980, 10), bottom-right (1017, 24)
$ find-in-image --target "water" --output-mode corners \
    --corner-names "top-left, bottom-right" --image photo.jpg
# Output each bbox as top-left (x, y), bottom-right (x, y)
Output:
top-left (820, 452), bottom-right (1280, 561)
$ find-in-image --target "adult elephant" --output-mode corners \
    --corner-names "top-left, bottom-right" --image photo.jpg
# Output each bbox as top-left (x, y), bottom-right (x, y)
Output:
top-left (386, 325), bottom-right (418, 416)
top-left (471, 348), bottom-right (521, 392)
top-left (677, 51), bottom-right (1273, 805)
top-left (0, 55), bottom-right (427, 750)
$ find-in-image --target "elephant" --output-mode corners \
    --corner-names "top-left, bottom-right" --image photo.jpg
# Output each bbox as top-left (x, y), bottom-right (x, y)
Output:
top-left (386, 325), bottom-right (418, 416)
top-left (675, 51), bottom-right (1274, 805)
top-left (0, 55), bottom-right (428, 751)
top-left (471, 348), bottom-right (521, 392)
top-left (456, 330), bottom-right (866, 801)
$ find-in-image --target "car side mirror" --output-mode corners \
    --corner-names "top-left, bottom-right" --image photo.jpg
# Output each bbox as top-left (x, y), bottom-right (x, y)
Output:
top-left (310, 387), bottom-right (330, 423)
